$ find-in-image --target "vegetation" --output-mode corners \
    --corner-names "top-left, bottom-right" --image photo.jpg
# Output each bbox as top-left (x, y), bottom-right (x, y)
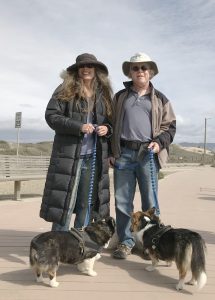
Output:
top-left (0, 140), bottom-right (53, 156)
top-left (0, 141), bottom-right (214, 165)
top-left (168, 144), bottom-right (214, 164)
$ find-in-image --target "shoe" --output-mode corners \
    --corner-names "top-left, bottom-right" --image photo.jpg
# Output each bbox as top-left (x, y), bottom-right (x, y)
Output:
top-left (113, 244), bottom-right (132, 259)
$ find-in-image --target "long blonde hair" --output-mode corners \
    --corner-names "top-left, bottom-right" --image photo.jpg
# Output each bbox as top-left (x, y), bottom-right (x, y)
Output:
top-left (57, 69), bottom-right (113, 117)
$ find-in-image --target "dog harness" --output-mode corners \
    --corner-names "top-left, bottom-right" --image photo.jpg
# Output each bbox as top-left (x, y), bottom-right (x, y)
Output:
top-left (69, 228), bottom-right (85, 254)
top-left (144, 224), bottom-right (172, 250)
top-left (71, 227), bottom-right (103, 252)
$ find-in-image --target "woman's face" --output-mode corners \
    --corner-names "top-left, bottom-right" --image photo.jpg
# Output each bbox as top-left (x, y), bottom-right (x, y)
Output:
top-left (78, 64), bottom-right (95, 83)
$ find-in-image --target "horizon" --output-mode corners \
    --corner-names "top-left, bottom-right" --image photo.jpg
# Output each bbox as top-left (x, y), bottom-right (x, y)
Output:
top-left (1, 137), bottom-right (215, 147)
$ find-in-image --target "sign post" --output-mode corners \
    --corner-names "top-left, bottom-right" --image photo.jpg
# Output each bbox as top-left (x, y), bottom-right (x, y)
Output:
top-left (15, 112), bottom-right (22, 157)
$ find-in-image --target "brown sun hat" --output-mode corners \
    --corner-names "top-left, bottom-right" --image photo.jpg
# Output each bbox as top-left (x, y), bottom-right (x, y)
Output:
top-left (122, 52), bottom-right (159, 77)
top-left (67, 53), bottom-right (108, 75)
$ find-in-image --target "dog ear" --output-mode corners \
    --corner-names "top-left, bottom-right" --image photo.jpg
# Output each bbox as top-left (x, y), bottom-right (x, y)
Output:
top-left (149, 207), bottom-right (156, 215)
top-left (105, 216), bottom-right (116, 231)
top-left (144, 216), bottom-right (151, 222)
top-left (147, 207), bottom-right (156, 216)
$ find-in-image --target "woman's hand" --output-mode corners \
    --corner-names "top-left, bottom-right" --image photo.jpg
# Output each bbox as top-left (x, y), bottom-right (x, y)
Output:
top-left (96, 125), bottom-right (108, 136)
top-left (108, 157), bottom-right (115, 168)
top-left (81, 123), bottom-right (95, 134)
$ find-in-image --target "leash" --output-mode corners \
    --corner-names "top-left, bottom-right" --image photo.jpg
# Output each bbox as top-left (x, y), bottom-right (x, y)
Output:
top-left (83, 129), bottom-right (98, 227)
top-left (149, 148), bottom-right (160, 215)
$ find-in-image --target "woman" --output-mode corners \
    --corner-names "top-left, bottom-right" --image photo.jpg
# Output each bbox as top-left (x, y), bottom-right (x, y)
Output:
top-left (40, 53), bottom-right (113, 231)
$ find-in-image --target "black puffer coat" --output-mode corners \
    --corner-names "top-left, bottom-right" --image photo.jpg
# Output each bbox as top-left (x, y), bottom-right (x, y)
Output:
top-left (40, 89), bottom-right (112, 226)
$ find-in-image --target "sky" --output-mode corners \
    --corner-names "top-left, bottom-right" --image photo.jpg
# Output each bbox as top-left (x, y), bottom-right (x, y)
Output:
top-left (1, 0), bottom-right (215, 144)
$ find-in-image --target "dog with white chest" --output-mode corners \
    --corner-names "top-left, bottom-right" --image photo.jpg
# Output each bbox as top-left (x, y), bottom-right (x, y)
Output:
top-left (29, 216), bottom-right (115, 287)
top-left (131, 208), bottom-right (207, 291)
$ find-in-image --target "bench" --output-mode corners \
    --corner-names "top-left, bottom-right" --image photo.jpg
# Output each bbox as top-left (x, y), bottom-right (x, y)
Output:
top-left (0, 155), bottom-right (50, 200)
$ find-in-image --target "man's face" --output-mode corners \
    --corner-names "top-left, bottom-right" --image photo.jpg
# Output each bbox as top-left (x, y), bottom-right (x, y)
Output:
top-left (129, 63), bottom-right (151, 86)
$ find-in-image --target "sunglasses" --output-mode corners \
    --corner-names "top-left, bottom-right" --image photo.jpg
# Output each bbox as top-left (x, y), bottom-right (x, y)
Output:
top-left (79, 64), bottom-right (94, 69)
top-left (131, 65), bottom-right (148, 72)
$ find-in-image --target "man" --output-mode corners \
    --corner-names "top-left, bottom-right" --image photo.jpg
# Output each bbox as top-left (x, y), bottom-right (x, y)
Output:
top-left (111, 52), bottom-right (176, 259)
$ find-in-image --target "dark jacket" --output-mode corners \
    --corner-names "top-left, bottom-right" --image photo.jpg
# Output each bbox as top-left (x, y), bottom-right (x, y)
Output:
top-left (111, 81), bottom-right (176, 168)
top-left (40, 88), bottom-right (112, 226)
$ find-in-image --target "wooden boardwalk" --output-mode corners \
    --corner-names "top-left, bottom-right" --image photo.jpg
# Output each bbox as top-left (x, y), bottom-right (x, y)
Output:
top-left (0, 165), bottom-right (215, 300)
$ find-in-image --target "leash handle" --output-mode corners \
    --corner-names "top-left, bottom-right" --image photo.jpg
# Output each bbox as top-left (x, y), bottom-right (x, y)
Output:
top-left (149, 148), bottom-right (160, 215)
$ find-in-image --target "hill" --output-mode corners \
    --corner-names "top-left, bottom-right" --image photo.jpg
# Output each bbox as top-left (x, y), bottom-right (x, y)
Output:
top-left (179, 142), bottom-right (215, 152)
top-left (0, 140), bottom-right (53, 156)
top-left (0, 140), bottom-right (214, 164)
top-left (169, 144), bottom-right (214, 163)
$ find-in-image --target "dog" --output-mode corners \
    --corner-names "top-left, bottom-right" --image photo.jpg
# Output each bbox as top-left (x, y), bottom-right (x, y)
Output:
top-left (106, 211), bottom-right (159, 257)
top-left (29, 216), bottom-right (115, 287)
top-left (131, 208), bottom-right (207, 291)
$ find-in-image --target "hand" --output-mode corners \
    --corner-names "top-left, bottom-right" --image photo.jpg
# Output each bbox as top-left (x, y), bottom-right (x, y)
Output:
top-left (96, 125), bottom-right (108, 136)
top-left (108, 157), bottom-right (115, 168)
top-left (81, 123), bottom-right (95, 134)
top-left (148, 142), bottom-right (160, 153)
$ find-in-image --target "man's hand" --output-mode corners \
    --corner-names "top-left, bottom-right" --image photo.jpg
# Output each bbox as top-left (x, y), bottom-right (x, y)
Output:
top-left (148, 141), bottom-right (160, 153)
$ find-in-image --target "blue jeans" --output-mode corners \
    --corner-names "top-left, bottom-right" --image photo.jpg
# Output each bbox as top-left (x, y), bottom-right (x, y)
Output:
top-left (52, 156), bottom-right (98, 231)
top-left (114, 146), bottom-right (160, 248)
top-left (74, 157), bottom-right (98, 229)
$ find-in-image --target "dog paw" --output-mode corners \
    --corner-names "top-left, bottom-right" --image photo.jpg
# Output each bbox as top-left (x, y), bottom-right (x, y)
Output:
top-left (49, 280), bottom-right (59, 288)
top-left (145, 265), bottom-right (156, 272)
top-left (176, 283), bottom-right (183, 291)
top-left (88, 270), bottom-right (97, 277)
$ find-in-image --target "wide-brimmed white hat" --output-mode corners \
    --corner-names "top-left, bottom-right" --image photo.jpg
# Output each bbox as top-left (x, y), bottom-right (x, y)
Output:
top-left (122, 52), bottom-right (159, 77)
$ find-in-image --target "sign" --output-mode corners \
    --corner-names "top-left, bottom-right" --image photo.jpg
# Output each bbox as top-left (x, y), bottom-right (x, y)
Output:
top-left (15, 112), bottom-right (22, 128)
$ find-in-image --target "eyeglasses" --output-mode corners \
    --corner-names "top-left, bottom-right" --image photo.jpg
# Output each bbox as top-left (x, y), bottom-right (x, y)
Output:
top-left (131, 65), bottom-right (148, 72)
top-left (79, 64), bottom-right (94, 69)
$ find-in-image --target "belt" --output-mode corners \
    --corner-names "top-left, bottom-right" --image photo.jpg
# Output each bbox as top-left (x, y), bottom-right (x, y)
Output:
top-left (120, 139), bottom-right (149, 151)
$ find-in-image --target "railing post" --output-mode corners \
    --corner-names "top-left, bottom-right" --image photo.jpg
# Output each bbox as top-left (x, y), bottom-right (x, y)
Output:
top-left (203, 118), bottom-right (207, 165)
top-left (14, 181), bottom-right (21, 200)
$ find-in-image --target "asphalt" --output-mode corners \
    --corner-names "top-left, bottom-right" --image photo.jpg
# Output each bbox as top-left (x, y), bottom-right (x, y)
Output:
top-left (0, 165), bottom-right (215, 300)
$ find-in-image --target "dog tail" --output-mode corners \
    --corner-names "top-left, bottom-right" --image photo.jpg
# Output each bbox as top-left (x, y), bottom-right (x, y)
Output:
top-left (191, 234), bottom-right (207, 289)
top-left (29, 244), bottom-right (38, 267)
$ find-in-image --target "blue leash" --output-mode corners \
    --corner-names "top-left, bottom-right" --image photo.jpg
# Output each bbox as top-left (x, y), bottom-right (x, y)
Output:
top-left (149, 148), bottom-right (160, 215)
top-left (83, 131), bottom-right (97, 227)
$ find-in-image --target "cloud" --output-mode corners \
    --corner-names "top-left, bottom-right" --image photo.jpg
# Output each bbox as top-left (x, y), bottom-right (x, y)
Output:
top-left (0, 0), bottom-right (215, 143)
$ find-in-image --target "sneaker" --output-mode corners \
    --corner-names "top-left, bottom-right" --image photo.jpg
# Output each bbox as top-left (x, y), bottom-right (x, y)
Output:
top-left (113, 244), bottom-right (132, 259)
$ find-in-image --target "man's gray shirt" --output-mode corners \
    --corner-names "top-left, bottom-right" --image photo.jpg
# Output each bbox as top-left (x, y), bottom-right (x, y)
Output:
top-left (121, 90), bottom-right (152, 142)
